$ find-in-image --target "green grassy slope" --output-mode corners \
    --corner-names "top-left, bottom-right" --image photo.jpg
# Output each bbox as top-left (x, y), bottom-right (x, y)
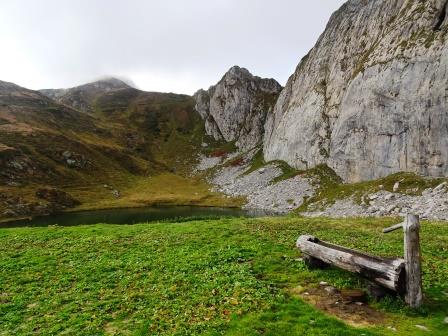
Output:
top-left (1, 217), bottom-right (446, 335)
top-left (0, 80), bottom-right (238, 221)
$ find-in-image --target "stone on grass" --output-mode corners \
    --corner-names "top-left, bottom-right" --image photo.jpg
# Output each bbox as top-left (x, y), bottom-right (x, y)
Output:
top-left (324, 286), bottom-right (338, 295)
top-left (415, 325), bottom-right (429, 331)
top-left (393, 182), bottom-right (400, 192)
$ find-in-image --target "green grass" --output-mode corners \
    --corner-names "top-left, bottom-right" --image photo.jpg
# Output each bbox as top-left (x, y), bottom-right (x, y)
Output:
top-left (65, 173), bottom-right (244, 212)
top-left (244, 148), bottom-right (265, 175)
top-left (243, 149), bottom-right (299, 184)
top-left (270, 161), bottom-right (300, 184)
top-left (1, 217), bottom-right (447, 335)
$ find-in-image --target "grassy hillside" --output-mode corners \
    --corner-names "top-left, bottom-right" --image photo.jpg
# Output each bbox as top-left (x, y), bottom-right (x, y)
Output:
top-left (1, 217), bottom-right (447, 335)
top-left (0, 80), bottom-right (236, 221)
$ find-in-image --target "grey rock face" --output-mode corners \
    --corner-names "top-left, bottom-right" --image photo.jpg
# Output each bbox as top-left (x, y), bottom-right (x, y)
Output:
top-left (264, 0), bottom-right (448, 182)
top-left (195, 66), bottom-right (282, 150)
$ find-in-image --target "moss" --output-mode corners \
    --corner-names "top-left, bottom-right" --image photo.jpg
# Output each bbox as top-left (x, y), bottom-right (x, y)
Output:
top-left (204, 140), bottom-right (237, 157)
top-left (270, 161), bottom-right (300, 184)
top-left (351, 40), bottom-right (380, 79)
top-left (244, 148), bottom-right (265, 175)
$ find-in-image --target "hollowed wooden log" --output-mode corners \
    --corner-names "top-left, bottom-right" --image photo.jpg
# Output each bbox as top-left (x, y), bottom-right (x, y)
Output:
top-left (296, 235), bottom-right (406, 295)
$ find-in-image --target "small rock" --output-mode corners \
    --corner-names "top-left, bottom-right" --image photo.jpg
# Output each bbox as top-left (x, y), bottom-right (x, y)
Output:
top-left (379, 185), bottom-right (384, 190)
top-left (369, 194), bottom-right (378, 200)
top-left (393, 182), bottom-right (400, 192)
top-left (443, 317), bottom-right (448, 324)
top-left (324, 286), bottom-right (338, 295)
top-left (258, 168), bottom-right (266, 174)
top-left (111, 190), bottom-right (121, 198)
top-left (319, 281), bottom-right (328, 286)
top-left (62, 151), bottom-right (72, 159)
top-left (387, 326), bottom-right (397, 332)
top-left (354, 301), bottom-right (364, 306)
top-left (66, 159), bottom-right (77, 166)
top-left (361, 196), bottom-right (366, 205)
top-left (415, 325), bottom-right (429, 331)
top-left (385, 193), bottom-right (395, 201)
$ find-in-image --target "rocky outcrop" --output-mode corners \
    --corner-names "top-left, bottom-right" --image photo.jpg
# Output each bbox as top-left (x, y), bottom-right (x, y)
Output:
top-left (264, 0), bottom-right (448, 182)
top-left (35, 188), bottom-right (81, 208)
top-left (194, 66), bottom-right (282, 150)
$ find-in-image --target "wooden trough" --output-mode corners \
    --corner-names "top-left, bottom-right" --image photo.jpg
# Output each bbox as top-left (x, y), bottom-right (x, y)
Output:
top-left (296, 235), bottom-right (406, 295)
top-left (296, 214), bottom-right (423, 308)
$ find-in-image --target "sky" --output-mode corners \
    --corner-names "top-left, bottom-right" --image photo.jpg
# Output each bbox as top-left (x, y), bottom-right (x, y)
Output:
top-left (0, 0), bottom-right (346, 94)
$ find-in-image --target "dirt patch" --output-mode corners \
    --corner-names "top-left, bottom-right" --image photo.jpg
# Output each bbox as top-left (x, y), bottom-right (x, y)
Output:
top-left (291, 285), bottom-right (385, 327)
top-left (104, 321), bottom-right (132, 336)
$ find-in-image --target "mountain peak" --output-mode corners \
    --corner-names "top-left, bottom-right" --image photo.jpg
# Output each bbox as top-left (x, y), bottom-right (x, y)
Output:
top-left (93, 77), bottom-right (133, 87)
top-left (225, 65), bottom-right (252, 77)
top-left (81, 77), bottom-right (133, 91)
top-left (194, 67), bottom-right (282, 151)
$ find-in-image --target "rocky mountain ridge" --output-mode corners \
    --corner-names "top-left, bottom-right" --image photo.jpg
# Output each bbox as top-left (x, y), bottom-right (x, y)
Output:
top-left (194, 66), bottom-right (282, 151)
top-left (194, 1), bottom-right (448, 183)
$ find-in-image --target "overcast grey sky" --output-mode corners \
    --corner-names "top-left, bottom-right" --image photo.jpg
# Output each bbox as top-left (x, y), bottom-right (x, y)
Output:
top-left (0, 0), bottom-right (346, 94)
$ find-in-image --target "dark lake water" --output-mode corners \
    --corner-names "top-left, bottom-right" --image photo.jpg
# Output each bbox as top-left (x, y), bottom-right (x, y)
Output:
top-left (1, 206), bottom-right (269, 228)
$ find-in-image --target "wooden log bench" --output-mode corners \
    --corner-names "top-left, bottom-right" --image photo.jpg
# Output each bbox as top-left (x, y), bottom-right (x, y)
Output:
top-left (296, 214), bottom-right (423, 308)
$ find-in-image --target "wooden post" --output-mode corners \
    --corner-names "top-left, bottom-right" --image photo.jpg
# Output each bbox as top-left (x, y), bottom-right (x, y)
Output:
top-left (403, 214), bottom-right (423, 308)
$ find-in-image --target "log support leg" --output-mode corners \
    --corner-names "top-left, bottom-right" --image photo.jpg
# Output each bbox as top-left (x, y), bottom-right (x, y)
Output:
top-left (303, 254), bottom-right (329, 269)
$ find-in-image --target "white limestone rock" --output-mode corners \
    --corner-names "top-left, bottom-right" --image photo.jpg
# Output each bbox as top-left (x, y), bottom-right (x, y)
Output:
top-left (194, 66), bottom-right (282, 151)
top-left (264, 0), bottom-right (448, 182)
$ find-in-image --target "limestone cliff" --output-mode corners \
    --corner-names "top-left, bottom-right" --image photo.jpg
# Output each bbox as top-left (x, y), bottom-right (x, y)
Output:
top-left (264, 0), bottom-right (448, 182)
top-left (194, 66), bottom-right (282, 150)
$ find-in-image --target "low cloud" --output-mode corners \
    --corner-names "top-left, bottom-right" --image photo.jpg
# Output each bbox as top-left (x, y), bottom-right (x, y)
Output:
top-left (0, 0), bottom-right (345, 94)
